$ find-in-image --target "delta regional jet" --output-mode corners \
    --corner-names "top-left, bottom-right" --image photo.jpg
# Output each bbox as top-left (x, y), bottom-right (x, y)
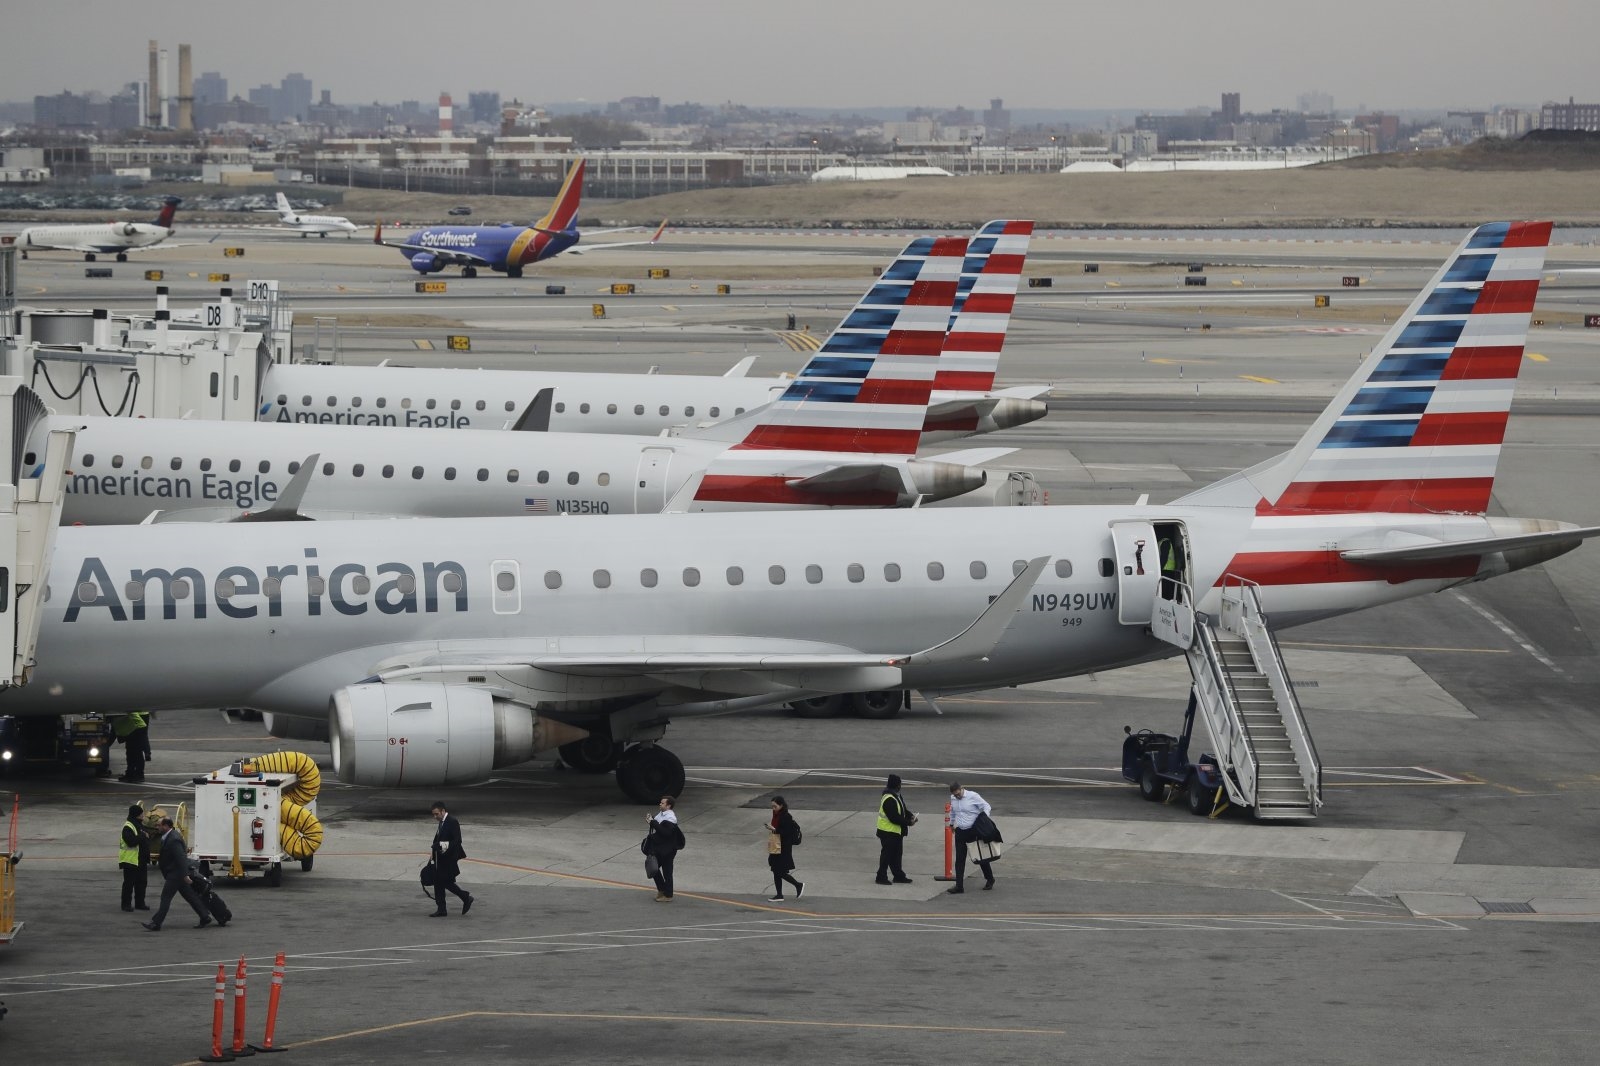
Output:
top-left (4, 222), bottom-right (1594, 808)
top-left (18, 197), bottom-right (181, 261)
top-left (42, 223), bottom-right (1034, 523)
top-left (274, 192), bottom-right (358, 238)
top-left (373, 157), bottom-right (665, 277)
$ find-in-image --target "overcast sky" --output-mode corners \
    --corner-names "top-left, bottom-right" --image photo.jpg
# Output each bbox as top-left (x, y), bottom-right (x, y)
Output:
top-left (3, 0), bottom-right (1595, 115)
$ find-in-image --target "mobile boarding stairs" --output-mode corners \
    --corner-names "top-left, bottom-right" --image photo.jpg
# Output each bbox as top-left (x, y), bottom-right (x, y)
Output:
top-left (1147, 574), bottom-right (1323, 820)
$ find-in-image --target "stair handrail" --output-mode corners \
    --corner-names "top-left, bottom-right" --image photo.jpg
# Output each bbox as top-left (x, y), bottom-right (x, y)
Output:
top-left (1219, 573), bottom-right (1323, 813)
top-left (1188, 621), bottom-right (1258, 807)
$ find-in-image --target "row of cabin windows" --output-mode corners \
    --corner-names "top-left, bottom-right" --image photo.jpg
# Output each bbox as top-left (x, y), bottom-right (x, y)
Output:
top-left (272, 394), bottom-right (748, 420)
top-left (53, 453), bottom-right (611, 487)
top-left (64, 559), bottom-right (1091, 604)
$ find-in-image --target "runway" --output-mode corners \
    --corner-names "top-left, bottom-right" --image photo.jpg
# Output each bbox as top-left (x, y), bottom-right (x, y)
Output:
top-left (1, 230), bottom-right (1599, 1064)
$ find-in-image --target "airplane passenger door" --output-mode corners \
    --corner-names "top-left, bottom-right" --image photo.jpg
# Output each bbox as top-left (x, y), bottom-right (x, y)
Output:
top-left (1108, 519), bottom-right (1160, 626)
top-left (491, 560), bottom-right (521, 615)
top-left (635, 447), bottom-right (673, 514)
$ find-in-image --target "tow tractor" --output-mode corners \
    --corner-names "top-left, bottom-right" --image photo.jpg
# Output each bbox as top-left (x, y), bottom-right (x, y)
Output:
top-left (0, 714), bottom-right (116, 777)
top-left (1122, 692), bottom-right (1229, 818)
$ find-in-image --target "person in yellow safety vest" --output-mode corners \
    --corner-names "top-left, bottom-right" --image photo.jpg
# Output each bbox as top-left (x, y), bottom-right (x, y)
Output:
top-left (111, 712), bottom-right (151, 783)
top-left (1159, 537), bottom-right (1180, 602)
top-left (874, 774), bottom-right (917, 885)
top-left (119, 803), bottom-right (151, 912)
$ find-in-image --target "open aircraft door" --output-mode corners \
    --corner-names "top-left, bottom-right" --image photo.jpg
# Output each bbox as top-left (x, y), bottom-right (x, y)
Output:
top-left (0, 381), bottom-right (74, 686)
top-left (635, 447), bottom-right (673, 514)
top-left (1108, 519), bottom-right (1160, 626)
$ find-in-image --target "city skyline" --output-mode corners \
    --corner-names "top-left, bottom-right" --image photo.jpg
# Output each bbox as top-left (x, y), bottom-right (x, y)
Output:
top-left (0, 0), bottom-right (1594, 116)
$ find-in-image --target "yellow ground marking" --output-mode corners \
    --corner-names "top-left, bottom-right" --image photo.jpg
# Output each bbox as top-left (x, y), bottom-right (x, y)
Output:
top-left (413, 339), bottom-right (434, 350)
top-left (660, 304), bottom-right (680, 311)
top-left (777, 330), bottom-right (824, 352)
top-left (1526, 352), bottom-right (1548, 362)
top-left (1240, 375), bottom-right (1280, 384)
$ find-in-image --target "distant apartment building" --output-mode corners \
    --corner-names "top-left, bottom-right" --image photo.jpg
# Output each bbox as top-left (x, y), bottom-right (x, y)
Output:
top-left (194, 71), bottom-right (228, 107)
top-left (1297, 90), bottom-right (1334, 115)
top-left (1220, 92), bottom-right (1241, 122)
top-left (983, 98), bottom-right (1010, 133)
top-left (1353, 112), bottom-right (1401, 151)
top-left (468, 91), bottom-right (501, 124)
top-left (1539, 98), bottom-right (1600, 131)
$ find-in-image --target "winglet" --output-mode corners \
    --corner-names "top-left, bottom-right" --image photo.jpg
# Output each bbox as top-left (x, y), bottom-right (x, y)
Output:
top-left (234, 452), bottom-right (320, 523)
top-left (373, 219), bottom-right (385, 245)
top-left (904, 556), bottom-right (1048, 666)
top-left (648, 219), bottom-right (668, 243)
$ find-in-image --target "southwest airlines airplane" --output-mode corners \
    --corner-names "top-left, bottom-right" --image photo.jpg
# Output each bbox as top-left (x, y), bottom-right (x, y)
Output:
top-left (274, 192), bottom-right (358, 237)
top-left (43, 224), bottom-right (1032, 523)
top-left (17, 197), bottom-right (181, 261)
top-left (373, 157), bottom-right (665, 277)
top-left (6, 223), bottom-right (1593, 806)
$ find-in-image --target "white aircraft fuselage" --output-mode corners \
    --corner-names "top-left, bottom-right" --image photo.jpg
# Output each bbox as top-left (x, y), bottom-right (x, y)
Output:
top-left (19, 221), bottom-right (174, 255)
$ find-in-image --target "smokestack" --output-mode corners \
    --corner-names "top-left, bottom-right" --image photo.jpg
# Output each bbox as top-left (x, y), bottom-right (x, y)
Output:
top-left (177, 44), bottom-right (193, 132)
top-left (147, 41), bottom-right (161, 127)
top-left (158, 48), bottom-right (169, 127)
top-left (438, 92), bottom-right (453, 135)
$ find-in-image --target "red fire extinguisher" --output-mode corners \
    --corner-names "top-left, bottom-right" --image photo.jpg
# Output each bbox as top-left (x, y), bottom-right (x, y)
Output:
top-left (251, 817), bottom-right (266, 852)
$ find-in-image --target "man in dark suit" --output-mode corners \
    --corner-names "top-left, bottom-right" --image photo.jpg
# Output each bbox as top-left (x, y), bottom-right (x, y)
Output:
top-left (142, 817), bottom-right (211, 931)
top-left (428, 801), bottom-right (474, 917)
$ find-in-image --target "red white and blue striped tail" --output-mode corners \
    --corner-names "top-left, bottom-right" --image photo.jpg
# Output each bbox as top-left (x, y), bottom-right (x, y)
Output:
top-left (935, 220), bottom-right (1034, 393)
top-left (1251, 220), bottom-right (1551, 515)
top-left (726, 233), bottom-right (969, 456)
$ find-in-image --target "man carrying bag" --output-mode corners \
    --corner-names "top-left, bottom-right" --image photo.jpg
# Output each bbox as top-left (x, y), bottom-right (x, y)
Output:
top-left (945, 781), bottom-right (999, 894)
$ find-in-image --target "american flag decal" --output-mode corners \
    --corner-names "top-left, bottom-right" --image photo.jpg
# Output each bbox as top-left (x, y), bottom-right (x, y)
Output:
top-left (524, 498), bottom-right (550, 514)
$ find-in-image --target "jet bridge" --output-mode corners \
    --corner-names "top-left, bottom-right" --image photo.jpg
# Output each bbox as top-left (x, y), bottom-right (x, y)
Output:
top-left (0, 379), bottom-right (75, 687)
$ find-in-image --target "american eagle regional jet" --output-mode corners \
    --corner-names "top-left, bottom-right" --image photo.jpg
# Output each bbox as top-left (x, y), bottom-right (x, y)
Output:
top-left (5, 222), bottom-right (1595, 807)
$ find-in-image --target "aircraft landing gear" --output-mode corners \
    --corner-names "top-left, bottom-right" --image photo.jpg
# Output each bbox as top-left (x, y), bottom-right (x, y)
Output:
top-left (318, 232), bottom-right (327, 238)
top-left (462, 266), bottom-right (478, 278)
top-left (789, 690), bottom-right (906, 719)
top-left (84, 253), bottom-right (96, 262)
top-left (615, 744), bottom-right (685, 804)
top-left (115, 252), bottom-right (128, 262)
top-left (560, 734), bottom-right (625, 774)
top-left (789, 695), bottom-right (846, 719)
top-left (506, 266), bottom-right (524, 279)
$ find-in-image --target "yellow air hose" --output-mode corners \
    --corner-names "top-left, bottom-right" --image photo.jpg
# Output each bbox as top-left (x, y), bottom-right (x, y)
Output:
top-left (249, 751), bottom-right (324, 859)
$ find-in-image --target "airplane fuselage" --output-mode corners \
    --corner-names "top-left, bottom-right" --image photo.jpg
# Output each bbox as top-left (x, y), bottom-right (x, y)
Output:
top-left (400, 224), bottom-right (575, 275)
top-left (18, 222), bottom-right (173, 254)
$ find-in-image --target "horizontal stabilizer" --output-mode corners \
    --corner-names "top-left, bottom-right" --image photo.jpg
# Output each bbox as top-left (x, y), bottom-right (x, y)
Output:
top-left (926, 446), bottom-right (1016, 468)
top-left (1340, 524), bottom-right (1600, 563)
top-left (786, 463), bottom-right (912, 496)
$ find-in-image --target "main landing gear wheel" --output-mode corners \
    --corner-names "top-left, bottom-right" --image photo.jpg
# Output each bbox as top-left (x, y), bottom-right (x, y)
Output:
top-left (507, 266), bottom-right (524, 279)
top-left (560, 735), bottom-right (625, 774)
top-left (1138, 763), bottom-right (1167, 802)
top-left (615, 745), bottom-right (686, 804)
top-left (115, 252), bottom-right (128, 262)
top-left (851, 690), bottom-right (904, 720)
top-left (462, 266), bottom-right (478, 278)
top-left (1186, 774), bottom-right (1213, 817)
top-left (789, 695), bottom-right (846, 719)
top-left (84, 253), bottom-right (97, 262)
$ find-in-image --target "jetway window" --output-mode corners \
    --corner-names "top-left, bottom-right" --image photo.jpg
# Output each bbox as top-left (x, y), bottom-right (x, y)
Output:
top-left (768, 566), bottom-right (786, 585)
top-left (228, 460), bottom-right (241, 473)
top-left (927, 562), bottom-right (945, 581)
top-left (970, 561), bottom-right (987, 580)
top-left (640, 568), bottom-right (658, 588)
top-left (507, 469), bottom-right (520, 483)
top-left (1055, 560), bottom-right (1073, 578)
top-left (412, 467), bottom-right (425, 480)
top-left (726, 566), bottom-right (744, 586)
top-left (607, 404), bottom-right (617, 415)
top-left (537, 471), bottom-right (549, 484)
top-left (566, 472), bottom-right (579, 486)
top-left (847, 564), bottom-right (864, 583)
top-left (381, 465), bottom-right (394, 478)
top-left (806, 565), bottom-right (823, 584)
top-left (634, 405), bottom-right (645, 415)
top-left (884, 563), bottom-right (901, 583)
top-left (593, 570), bottom-right (612, 589)
top-left (476, 468), bottom-right (488, 482)
top-left (682, 567), bottom-right (700, 587)
top-left (444, 467), bottom-right (456, 481)
top-left (597, 473), bottom-right (610, 487)
top-left (542, 571), bottom-right (560, 590)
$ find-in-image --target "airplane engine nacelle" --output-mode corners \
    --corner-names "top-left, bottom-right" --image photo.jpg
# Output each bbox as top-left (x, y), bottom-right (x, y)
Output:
top-left (119, 223), bottom-right (140, 237)
top-left (904, 460), bottom-right (988, 504)
top-left (978, 397), bottom-right (1050, 434)
top-left (409, 252), bottom-right (444, 274)
top-left (330, 682), bottom-right (580, 787)
top-left (263, 712), bottom-right (330, 743)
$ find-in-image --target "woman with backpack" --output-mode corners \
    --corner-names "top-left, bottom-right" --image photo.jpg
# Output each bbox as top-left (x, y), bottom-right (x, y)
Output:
top-left (765, 795), bottom-right (804, 903)
top-left (645, 796), bottom-right (685, 902)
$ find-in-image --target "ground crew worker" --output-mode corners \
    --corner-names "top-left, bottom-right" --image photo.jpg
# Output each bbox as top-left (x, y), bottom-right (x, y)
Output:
top-left (112, 712), bottom-right (150, 782)
top-left (874, 774), bottom-right (916, 884)
top-left (119, 803), bottom-right (151, 912)
top-left (1159, 536), bottom-right (1180, 601)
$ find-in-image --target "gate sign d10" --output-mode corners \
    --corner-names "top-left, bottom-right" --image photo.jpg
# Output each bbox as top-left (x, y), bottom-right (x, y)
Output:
top-left (246, 279), bottom-right (279, 301)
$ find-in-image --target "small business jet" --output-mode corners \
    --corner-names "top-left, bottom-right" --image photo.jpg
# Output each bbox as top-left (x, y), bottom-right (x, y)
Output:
top-left (18, 197), bottom-right (181, 261)
top-left (7, 222), bottom-right (1589, 808)
top-left (274, 192), bottom-right (358, 238)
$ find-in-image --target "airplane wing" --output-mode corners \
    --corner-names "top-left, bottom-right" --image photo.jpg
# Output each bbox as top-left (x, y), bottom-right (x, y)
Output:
top-left (1340, 525), bottom-right (1600, 563)
top-left (562, 219), bottom-right (669, 255)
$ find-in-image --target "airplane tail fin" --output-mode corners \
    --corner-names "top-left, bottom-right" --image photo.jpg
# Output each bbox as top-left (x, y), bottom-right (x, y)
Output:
top-left (153, 196), bottom-right (181, 230)
top-left (934, 220), bottom-right (1033, 393)
top-left (1191, 221), bottom-right (1552, 516)
top-left (275, 192), bottom-right (294, 220)
top-left (535, 157), bottom-right (585, 232)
